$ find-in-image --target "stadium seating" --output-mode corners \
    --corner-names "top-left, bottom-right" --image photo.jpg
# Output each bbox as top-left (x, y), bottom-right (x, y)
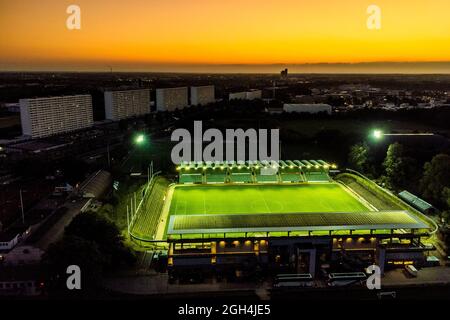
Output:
top-left (279, 160), bottom-right (302, 183)
top-left (177, 159), bottom-right (334, 184)
top-left (131, 177), bottom-right (168, 240)
top-left (179, 161), bottom-right (203, 184)
top-left (304, 172), bottom-right (330, 182)
top-left (229, 162), bottom-right (254, 183)
top-left (204, 162), bottom-right (227, 183)
top-left (254, 160), bottom-right (279, 183)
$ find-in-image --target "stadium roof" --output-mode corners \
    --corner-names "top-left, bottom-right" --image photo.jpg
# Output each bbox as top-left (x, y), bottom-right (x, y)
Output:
top-left (79, 170), bottom-right (112, 198)
top-left (167, 210), bottom-right (429, 235)
top-left (398, 190), bottom-right (436, 213)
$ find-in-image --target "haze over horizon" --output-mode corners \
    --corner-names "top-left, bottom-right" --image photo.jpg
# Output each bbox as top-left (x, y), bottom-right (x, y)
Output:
top-left (1, 0), bottom-right (450, 73)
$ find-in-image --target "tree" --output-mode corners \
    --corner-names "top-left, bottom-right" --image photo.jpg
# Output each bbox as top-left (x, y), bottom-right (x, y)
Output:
top-left (65, 212), bottom-right (135, 270)
top-left (348, 142), bottom-right (372, 174)
top-left (443, 187), bottom-right (450, 209)
top-left (420, 154), bottom-right (450, 207)
top-left (382, 143), bottom-right (418, 191)
top-left (42, 236), bottom-right (104, 295)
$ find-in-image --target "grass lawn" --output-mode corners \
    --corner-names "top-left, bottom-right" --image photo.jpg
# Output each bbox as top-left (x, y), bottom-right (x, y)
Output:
top-left (168, 183), bottom-right (369, 216)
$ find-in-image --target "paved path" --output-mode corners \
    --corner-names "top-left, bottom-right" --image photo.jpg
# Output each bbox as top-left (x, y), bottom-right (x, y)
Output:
top-left (103, 266), bottom-right (450, 297)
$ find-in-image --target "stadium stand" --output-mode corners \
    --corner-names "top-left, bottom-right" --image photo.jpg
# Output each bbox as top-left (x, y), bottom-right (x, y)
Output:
top-left (229, 162), bottom-right (253, 183)
top-left (131, 177), bottom-right (168, 240)
top-left (398, 190), bottom-right (437, 215)
top-left (204, 161), bottom-right (227, 183)
top-left (179, 161), bottom-right (203, 184)
top-left (254, 160), bottom-right (279, 183)
top-left (279, 160), bottom-right (302, 183)
top-left (177, 159), bottom-right (334, 184)
top-left (301, 159), bottom-right (331, 182)
top-left (293, 160), bottom-right (308, 182)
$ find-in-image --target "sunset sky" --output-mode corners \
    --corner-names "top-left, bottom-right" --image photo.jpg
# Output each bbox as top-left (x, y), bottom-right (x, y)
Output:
top-left (1, 0), bottom-right (450, 73)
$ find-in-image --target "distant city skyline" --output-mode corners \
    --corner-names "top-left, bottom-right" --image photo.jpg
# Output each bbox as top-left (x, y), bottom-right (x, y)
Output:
top-left (1, 0), bottom-right (450, 73)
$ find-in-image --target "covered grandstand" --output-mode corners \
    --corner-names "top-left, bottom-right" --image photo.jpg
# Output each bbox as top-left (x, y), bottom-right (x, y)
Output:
top-left (178, 161), bottom-right (203, 184)
top-left (279, 160), bottom-right (304, 182)
top-left (177, 160), bottom-right (332, 184)
top-left (204, 161), bottom-right (227, 184)
top-left (228, 161), bottom-right (253, 183)
top-left (298, 160), bottom-right (331, 182)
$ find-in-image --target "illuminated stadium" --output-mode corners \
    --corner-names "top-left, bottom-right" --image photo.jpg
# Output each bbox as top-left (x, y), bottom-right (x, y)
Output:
top-left (129, 160), bottom-right (436, 279)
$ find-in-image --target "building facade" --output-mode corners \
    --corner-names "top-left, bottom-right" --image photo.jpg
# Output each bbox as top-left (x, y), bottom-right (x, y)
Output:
top-left (104, 89), bottom-right (151, 121)
top-left (229, 90), bottom-right (262, 101)
top-left (156, 87), bottom-right (188, 111)
top-left (190, 86), bottom-right (215, 106)
top-left (20, 95), bottom-right (93, 138)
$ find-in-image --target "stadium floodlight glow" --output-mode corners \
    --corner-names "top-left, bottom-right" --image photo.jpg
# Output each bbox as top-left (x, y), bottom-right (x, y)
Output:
top-left (372, 129), bottom-right (383, 140)
top-left (135, 134), bottom-right (145, 144)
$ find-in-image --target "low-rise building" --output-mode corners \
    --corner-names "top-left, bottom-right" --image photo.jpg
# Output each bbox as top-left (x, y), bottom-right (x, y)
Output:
top-left (283, 103), bottom-right (332, 115)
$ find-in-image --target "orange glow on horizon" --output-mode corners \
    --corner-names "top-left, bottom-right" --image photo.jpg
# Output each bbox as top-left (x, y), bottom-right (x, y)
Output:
top-left (1, 0), bottom-right (450, 72)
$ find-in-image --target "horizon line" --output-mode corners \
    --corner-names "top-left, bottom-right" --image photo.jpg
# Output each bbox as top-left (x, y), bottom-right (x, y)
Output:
top-left (2, 61), bottom-right (450, 74)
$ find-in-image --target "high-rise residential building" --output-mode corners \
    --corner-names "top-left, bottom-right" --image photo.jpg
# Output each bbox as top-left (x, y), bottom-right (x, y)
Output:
top-left (190, 85), bottom-right (215, 106)
top-left (19, 95), bottom-right (94, 138)
top-left (104, 89), bottom-right (151, 121)
top-left (156, 87), bottom-right (188, 111)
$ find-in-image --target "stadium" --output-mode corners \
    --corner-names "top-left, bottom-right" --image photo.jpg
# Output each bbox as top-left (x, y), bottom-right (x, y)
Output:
top-left (129, 160), bottom-right (436, 281)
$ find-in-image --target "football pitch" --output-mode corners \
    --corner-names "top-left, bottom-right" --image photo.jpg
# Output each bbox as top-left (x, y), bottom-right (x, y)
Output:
top-left (168, 183), bottom-right (369, 216)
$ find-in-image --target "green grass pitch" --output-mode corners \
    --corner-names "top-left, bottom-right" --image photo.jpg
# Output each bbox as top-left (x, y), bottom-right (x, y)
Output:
top-left (169, 183), bottom-right (369, 216)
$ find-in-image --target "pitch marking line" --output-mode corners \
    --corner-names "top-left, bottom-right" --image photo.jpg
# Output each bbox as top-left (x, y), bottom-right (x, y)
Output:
top-left (154, 184), bottom-right (174, 240)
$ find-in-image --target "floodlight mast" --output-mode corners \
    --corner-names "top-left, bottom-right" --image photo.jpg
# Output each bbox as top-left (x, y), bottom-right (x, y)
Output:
top-left (135, 134), bottom-right (145, 144)
top-left (372, 129), bottom-right (383, 140)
